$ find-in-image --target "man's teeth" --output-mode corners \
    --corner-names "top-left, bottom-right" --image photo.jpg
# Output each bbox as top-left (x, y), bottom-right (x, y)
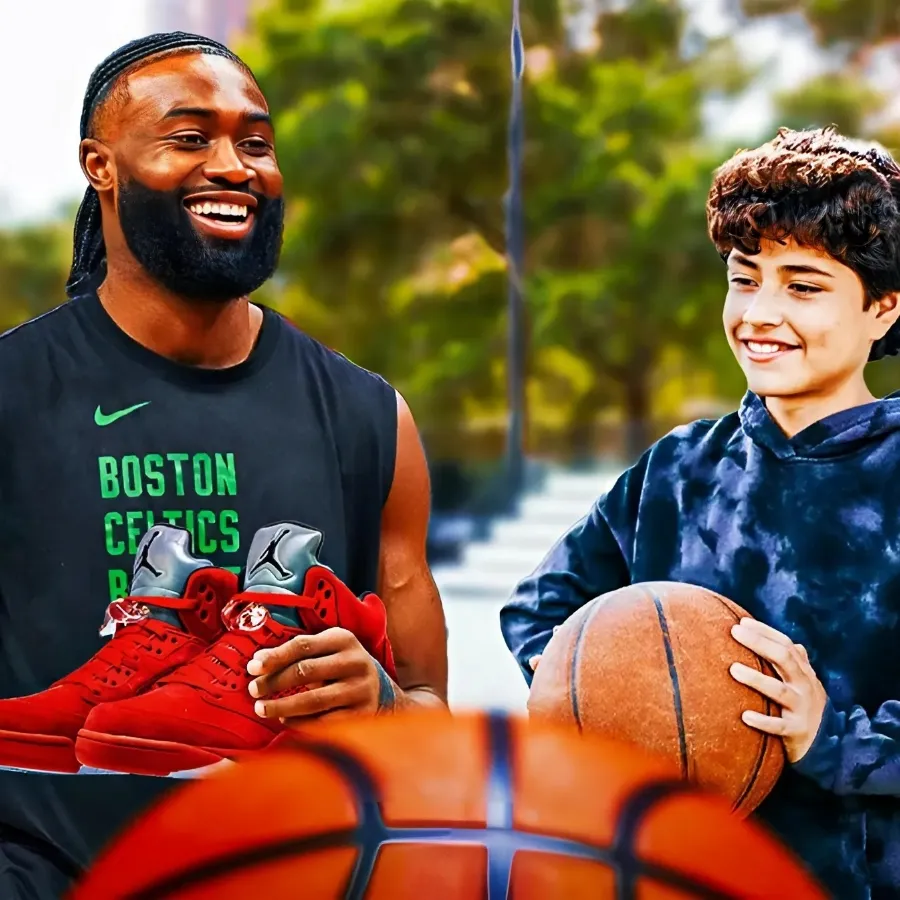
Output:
top-left (188, 201), bottom-right (249, 218)
top-left (747, 341), bottom-right (789, 354)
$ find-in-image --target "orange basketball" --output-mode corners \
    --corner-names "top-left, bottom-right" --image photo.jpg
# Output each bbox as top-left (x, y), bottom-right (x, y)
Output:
top-left (528, 582), bottom-right (785, 815)
top-left (69, 710), bottom-right (824, 900)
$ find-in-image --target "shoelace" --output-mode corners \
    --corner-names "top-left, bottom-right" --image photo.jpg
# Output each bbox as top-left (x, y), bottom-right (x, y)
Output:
top-left (65, 619), bottom-right (188, 694)
top-left (161, 607), bottom-right (292, 699)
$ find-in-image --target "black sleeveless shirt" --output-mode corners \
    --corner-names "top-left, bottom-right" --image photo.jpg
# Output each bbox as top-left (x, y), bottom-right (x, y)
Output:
top-left (0, 292), bottom-right (397, 873)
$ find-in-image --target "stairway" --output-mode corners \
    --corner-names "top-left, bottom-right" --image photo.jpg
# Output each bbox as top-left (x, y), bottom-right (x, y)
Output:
top-left (433, 467), bottom-right (620, 713)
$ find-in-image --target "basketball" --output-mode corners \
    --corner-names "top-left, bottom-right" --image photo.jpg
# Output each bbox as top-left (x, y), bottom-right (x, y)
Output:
top-left (69, 710), bottom-right (825, 900)
top-left (527, 582), bottom-right (785, 816)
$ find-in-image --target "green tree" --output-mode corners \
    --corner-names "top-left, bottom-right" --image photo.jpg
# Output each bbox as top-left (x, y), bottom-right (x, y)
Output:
top-left (741, 1), bottom-right (900, 52)
top-left (242, 0), bottom-right (552, 455)
top-left (0, 221), bottom-right (71, 332)
top-left (524, 0), bottom-right (746, 457)
top-left (244, 0), bottom-right (755, 461)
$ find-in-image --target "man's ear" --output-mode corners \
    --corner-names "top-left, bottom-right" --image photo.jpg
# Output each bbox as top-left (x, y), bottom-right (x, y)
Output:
top-left (80, 139), bottom-right (117, 195)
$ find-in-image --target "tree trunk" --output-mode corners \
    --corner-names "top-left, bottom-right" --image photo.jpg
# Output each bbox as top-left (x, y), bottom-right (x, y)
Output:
top-left (623, 367), bottom-right (651, 462)
top-left (568, 386), bottom-right (605, 466)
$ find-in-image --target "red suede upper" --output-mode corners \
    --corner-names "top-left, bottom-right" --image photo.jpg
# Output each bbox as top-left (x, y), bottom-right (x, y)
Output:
top-left (81, 566), bottom-right (398, 754)
top-left (0, 567), bottom-right (238, 739)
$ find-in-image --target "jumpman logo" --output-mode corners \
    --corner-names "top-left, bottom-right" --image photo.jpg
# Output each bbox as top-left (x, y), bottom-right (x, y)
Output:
top-left (249, 528), bottom-right (293, 579)
top-left (135, 531), bottom-right (163, 578)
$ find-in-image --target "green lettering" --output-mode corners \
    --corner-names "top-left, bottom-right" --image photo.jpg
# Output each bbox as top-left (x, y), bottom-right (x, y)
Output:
top-left (143, 454), bottom-right (165, 497)
top-left (122, 455), bottom-right (142, 498)
top-left (215, 453), bottom-right (237, 496)
top-left (183, 509), bottom-right (195, 540)
top-left (224, 566), bottom-right (242, 576)
top-left (99, 457), bottom-right (119, 499)
top-left (125, 510), bottom-right (145, 555)
top-left (196, 510), bottom-right (217, 553)
top-left (193, 453), bottom-right (213, 497)
top-left (219, 510), bottom-right (240, 553)
top-left (104, 511), bottom-right (125, 555)
top-left (167, 453), bottom-right (189, 496)
top-left (108, 569), bottom-right (129, 602)
top-left (162, 510), bottom-right (183, 526)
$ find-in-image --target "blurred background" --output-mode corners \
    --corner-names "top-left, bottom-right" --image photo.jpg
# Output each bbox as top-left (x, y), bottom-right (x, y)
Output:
top-left (4, 0), bottom-right (900, 712)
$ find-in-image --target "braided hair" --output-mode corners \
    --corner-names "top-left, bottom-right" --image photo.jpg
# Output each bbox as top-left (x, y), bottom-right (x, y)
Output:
top-left (707, 126), bottom-right (900, 362)
top-left (67, 32), bottom-right (252, 299)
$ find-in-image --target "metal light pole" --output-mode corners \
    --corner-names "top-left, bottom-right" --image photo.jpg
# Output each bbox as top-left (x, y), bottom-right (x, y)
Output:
top-left (505, 0), bottom-right (527, 507)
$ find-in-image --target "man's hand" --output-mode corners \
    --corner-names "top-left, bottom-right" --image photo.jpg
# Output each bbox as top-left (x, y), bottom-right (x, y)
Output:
top-left (247, 627), bottom-right (396, 726)
top-left (729, 617), bottom-right (828, 763)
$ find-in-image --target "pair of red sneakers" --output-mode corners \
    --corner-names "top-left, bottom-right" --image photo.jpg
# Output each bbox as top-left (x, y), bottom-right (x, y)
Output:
top-left (0, 523), bottom-right (396, 776)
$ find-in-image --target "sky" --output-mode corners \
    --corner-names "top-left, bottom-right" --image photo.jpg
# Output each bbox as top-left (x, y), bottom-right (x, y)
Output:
top-left (0, 0), bottom-right (153, 224)
top-left (0, 0), bottom-right (827, 227)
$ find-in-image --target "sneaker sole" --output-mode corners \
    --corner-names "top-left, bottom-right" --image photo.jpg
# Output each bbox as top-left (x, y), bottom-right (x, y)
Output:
top-left (0, 728), bottom-right (80, 773)
top-left (75, 730), bottom-right (259, 777)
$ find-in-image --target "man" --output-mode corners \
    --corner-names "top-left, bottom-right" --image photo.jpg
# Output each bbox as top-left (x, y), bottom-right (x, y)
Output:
top-left (501, 126), bottom-right (900, 899)
top-left (0, 32), bottom-right (447, 898)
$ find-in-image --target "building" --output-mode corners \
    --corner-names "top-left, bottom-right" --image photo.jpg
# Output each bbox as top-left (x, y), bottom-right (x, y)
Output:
top-left (150, 0), bottom-right (253, 46)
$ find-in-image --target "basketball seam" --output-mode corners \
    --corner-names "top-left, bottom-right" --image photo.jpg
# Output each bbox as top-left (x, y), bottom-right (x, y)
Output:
top-left (569, 598), bottom-right (607, 732)
top-left (721, 604), bottom-right (773, 815)
top-left (646, 586), bottom-right (690, 780)
top-left (114, 715), bottom-right (745, 900)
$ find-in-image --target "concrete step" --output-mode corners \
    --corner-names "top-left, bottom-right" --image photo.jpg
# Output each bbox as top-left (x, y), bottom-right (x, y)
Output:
top-left (515, 494), bottom-right (592, 528)
top-left (460, 540), bottom-right (549, 573)
top-left (445, 596), bottom-right (529, 712)
top-left (488, 518), bottom-right (574, 548)
top-left (434, 565), bottom-right (519, 597)
top-left (540, 471), bottom-right (617, 501)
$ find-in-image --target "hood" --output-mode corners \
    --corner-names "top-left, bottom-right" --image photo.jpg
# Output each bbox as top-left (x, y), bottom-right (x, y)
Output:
top-left (738, 390), bottom-right (900, 460)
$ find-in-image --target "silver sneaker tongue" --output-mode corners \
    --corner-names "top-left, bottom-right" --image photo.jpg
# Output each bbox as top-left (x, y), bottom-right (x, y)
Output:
top-left (130, 526), bottom-right (213, 597)
top-left (243, 523), bottom-right (324, 596)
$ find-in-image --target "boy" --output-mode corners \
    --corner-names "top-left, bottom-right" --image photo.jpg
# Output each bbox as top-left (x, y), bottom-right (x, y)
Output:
top-left (500, 126), bottom-right (900, 899)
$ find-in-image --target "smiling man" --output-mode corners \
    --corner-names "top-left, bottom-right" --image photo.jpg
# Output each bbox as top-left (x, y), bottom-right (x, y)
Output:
top-left (0, 32), bottom-right (447, 898)
top-left (501, 126), bottom-right (900, 899)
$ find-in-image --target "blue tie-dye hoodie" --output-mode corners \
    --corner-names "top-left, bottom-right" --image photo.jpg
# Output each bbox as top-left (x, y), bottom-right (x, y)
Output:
top-left (501, 392), bottom-right (900, 900)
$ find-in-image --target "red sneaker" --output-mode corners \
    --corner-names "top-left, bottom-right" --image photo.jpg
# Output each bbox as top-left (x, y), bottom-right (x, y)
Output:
top-left (0, 526), bottom-right (238, 773)
top-left (75, 523), bottom-right (396, 776)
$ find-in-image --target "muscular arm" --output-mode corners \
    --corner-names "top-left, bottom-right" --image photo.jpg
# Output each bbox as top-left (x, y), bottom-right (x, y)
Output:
top-left (375, 392), bottom-right (448, 712)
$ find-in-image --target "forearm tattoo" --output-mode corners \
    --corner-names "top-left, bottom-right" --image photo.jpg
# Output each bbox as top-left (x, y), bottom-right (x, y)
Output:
top-left (373, 657), bottom-right (396, 713)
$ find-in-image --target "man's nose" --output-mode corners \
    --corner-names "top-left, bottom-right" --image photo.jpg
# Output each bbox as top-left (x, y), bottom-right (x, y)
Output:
top-left (202, 139), bottom-right (254, 185)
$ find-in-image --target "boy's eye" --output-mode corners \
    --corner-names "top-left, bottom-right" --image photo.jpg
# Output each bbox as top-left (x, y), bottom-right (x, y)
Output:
top-left (729, 276), bottom-right (755, 286)
top-left (791, 283), bottom-right (822, 295)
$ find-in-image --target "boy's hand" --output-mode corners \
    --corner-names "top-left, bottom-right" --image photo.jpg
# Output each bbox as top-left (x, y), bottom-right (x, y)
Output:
top-left (528, 626), bottom-right (561, 673)
top-left (729, 617), bottom-right (828, 763)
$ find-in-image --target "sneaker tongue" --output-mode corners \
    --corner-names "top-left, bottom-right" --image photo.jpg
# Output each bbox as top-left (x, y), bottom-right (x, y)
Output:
top-left (242, 523), bottom-right (324, 627)
top-left (129, 525), bottom-right (213, 629)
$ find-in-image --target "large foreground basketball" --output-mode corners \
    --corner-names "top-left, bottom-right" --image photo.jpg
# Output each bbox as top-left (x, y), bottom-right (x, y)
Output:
top-left (528, 582), bottom-right (784, 815)
top-left (70, 711), bottom-right (824, 899)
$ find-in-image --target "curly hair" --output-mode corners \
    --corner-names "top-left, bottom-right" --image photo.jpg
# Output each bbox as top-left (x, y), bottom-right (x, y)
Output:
top-left (706, 126), bottom-right (900, 360)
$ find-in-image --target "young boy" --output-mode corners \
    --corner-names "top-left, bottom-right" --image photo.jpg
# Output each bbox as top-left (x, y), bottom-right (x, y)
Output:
top-left (500, 126), bottom-right (900, 899)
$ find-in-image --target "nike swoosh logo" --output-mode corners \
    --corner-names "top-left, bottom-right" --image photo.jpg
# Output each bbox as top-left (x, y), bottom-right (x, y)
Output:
top-left (94, 402), bottom-right (151, 427)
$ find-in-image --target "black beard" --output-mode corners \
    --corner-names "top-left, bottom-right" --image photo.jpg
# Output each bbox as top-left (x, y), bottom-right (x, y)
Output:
top-left (116, 179), bottom-right (284, 303)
